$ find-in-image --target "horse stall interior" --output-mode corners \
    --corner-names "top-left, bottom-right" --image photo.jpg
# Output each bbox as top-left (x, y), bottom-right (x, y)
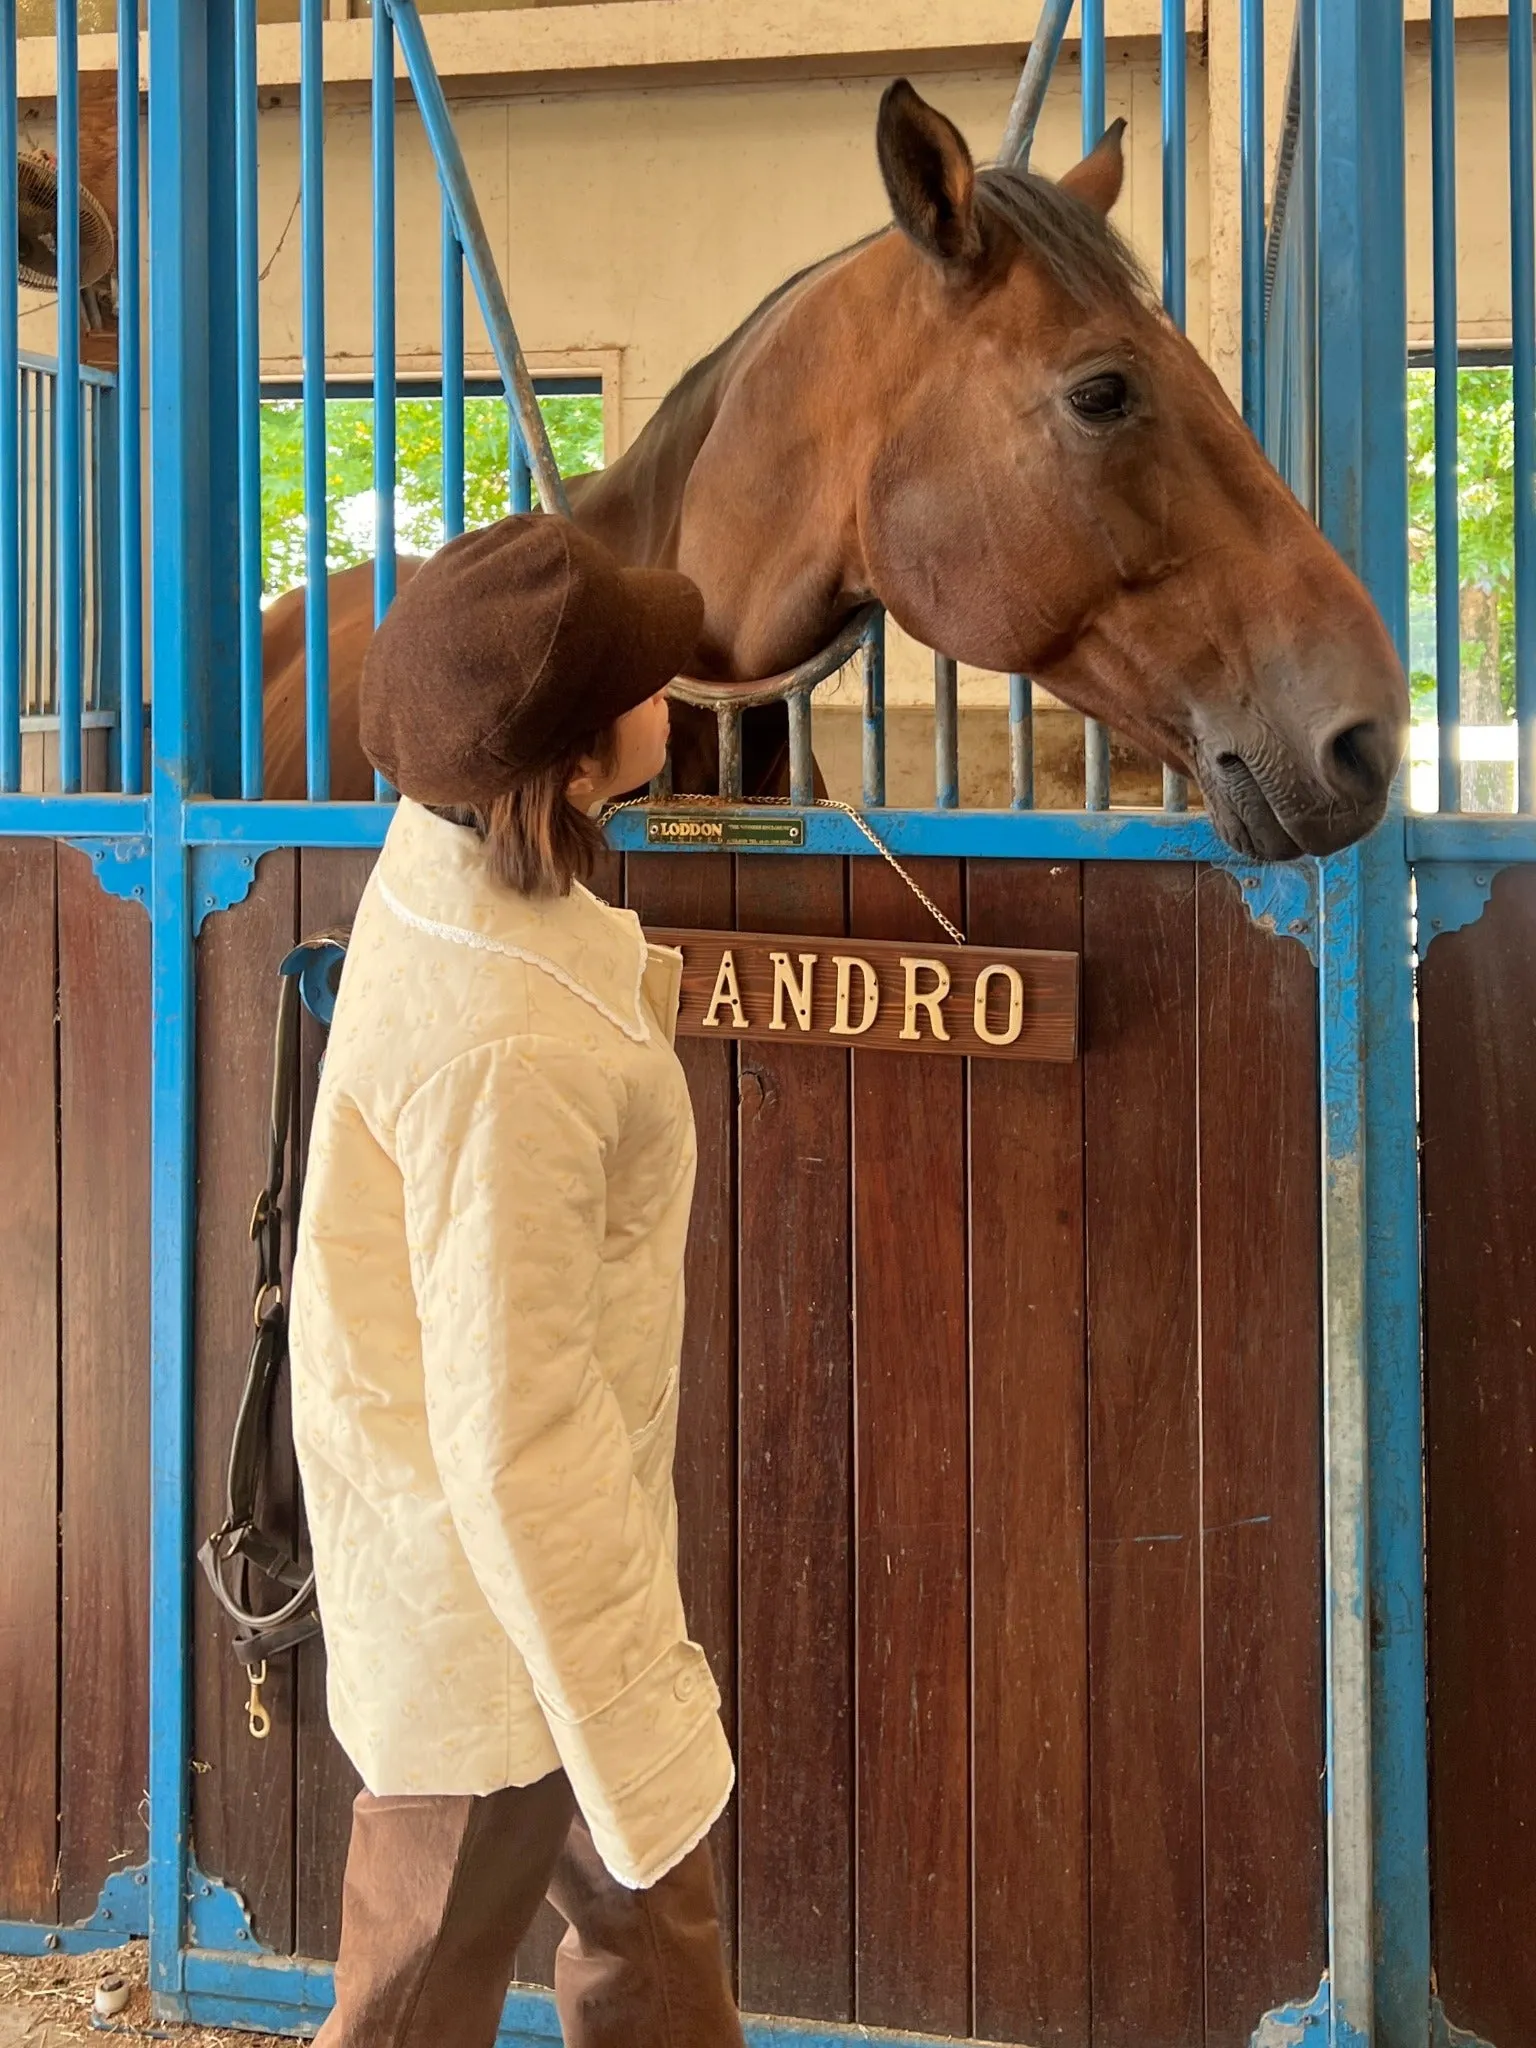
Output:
top-left (1, 3), bottom-right (1535, 2047)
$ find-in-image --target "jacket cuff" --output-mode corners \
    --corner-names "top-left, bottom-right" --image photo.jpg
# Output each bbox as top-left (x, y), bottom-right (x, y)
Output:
top-left (541, 1640), bottom-right (735, 1889)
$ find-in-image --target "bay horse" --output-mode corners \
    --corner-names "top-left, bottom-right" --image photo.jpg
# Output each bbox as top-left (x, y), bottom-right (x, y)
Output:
top-left (263, 80), bottom-right (1407, 860)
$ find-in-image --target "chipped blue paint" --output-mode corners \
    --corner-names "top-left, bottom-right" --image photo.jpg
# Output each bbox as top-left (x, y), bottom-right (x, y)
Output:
top-left (1409, 814), bottom-right (1536, 862)
top-left (0, 1865), bottom-right (149, 1957)
top-left (0, 793), bottom-right (150, 837)
top-left (189, 843), bottom-right (275, 934)
top-left (1218, 858), bottom-right (1319, 958)
top-left (68, 834), bottom-right (152, 909)
top-left (1414, 862), bottom-right (1504, 953)
top-left (185, 1860), bottom-right (264, 1951)
top-left (1249, 1978), bottom-right (1333, 2048)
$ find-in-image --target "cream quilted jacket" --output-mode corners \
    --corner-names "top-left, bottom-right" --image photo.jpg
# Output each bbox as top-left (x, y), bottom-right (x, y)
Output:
top-left (289, 799), bottom-right (732, 1888)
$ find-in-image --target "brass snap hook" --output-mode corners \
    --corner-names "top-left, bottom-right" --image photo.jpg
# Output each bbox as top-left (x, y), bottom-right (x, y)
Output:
top-left (246, 1659), bottom-right (272, 1741)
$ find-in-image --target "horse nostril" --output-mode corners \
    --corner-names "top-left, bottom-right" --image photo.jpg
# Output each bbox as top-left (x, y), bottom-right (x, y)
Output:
top-left (1323, 721), bottom-right (1389, 803)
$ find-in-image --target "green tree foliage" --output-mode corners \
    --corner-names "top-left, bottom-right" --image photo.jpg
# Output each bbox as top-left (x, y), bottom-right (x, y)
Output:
top-left (1406, 365), bottom-right (1516, 718)
top-left (259, 392), bottom-right (604, 599)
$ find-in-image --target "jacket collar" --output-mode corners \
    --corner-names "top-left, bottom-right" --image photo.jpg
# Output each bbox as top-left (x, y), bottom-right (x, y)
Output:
top-left (377, 800), bottom-right (663, 1045)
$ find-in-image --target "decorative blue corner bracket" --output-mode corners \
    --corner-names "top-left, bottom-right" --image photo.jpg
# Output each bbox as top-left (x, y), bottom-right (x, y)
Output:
top-left (190, 842), bottom-right (276, 934)
top-left (1220, 857), bottom-right (1320, 959)
top-left (0, 1864), bottom-right (149, 1957)
top-left (1414, 861), bottom-right (1505, 955)
top-left (69, 834), bottom-right (152, 910)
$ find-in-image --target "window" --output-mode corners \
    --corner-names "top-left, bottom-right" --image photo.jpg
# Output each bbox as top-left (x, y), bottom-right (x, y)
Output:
top-left (257, 378), bottom-right (604, 603)
top-left (1406, 351), bottom-right (1516, 812)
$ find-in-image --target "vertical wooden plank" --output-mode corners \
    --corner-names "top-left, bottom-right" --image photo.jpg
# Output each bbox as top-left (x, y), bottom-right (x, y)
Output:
top-left (57, 846), bottom-right (151, 1919)
top-left (624, 851), bottom-right (739, 1986)
top-left (0, 842), bottom-right (59, 1922)
top-left (1196, 871), bottom-right (1325, 2047)
top-left (734, 855), bottom-right (853, 2022)
top-left (192, 850), bottom-right (298, 1948)
top-left (293, 848), bottom-right (376, 1959)
top-left (968, 859), bottom-right (1089, 2048)
top-left (1083, 862), bottom-right (1203, 2048)
top-left (850, 856), bottom-right (969, 2038)
top-left (1421, 869), bottom-right (1536, 2047)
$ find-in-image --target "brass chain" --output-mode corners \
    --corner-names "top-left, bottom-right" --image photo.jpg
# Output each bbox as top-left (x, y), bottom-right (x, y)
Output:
top-left (601, 791), bottom-right (966, 946)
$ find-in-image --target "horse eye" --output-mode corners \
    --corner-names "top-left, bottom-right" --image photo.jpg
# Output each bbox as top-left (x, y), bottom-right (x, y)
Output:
top-left (1068, 373), bottom-right (1132, 422)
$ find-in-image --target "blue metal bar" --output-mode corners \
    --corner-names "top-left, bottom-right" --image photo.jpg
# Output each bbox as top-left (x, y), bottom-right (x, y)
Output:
top-left (1431, 0), bottom-right (1460, 813)
top-left (1080, 0), bottom-right (1108, 817)
top-left (1008, 673), bottom-right (1034, 808)
top-left (1081, 0), bottom-right (1105, 145)
top-left (56, 0), bottom-right (82, 791)
top-left (861, 610), bottom-right (885, 807)
top-left (146, 0), bottom-right (213, 2000)
top-left (1084, 722), bottom-right (1109, 808)
top-left (0, 791), bottom-right (149, 835)
top-left (184, 795), bottom-right (1242, 862)
top-left (235, 0), bottom-right (262, 796)
top-left (301, 0), bottom-right (330, 798)
top-left (372, 0), bottom-right (397, 801)
top-left (788, 691), bottom-right (814, 807)
top-left (999, 0), bottom-right (1076, 166)
top-left (1408, 813), bottom-right (1536, 861)
top-left (1512, 0), bottom-right (1536, 811)
top-left (0, 0), bottom-right (15, 791)
top-left (1161, 0), bottom-right (1188, 815)
top-left (1313, 0), bottom-right (1426, 2036)
top-left (117, 0), bottom-right (143, 795)
top-left (1239, 0), bottom-right (1265, 439)
top-left (441, 202), bottom-right (465, 539)
top-left (934, 652), bottom-right (959, 807)
top-left (509, 412), bottom-right (532, 515)
top-left (386, 0), bottom-right (569, 518)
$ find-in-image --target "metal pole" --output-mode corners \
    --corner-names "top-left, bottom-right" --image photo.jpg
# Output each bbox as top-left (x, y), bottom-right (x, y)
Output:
top-left (999, 0), bottom-right (1077, 167)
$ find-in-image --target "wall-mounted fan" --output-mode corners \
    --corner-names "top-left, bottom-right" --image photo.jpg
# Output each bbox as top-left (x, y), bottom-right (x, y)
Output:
top-left (17, 146), bottom-right (115, 295)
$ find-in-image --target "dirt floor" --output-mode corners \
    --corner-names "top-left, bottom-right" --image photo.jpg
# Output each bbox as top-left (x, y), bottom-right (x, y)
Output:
top-left (0, 1950), bottom-right (290, 2047)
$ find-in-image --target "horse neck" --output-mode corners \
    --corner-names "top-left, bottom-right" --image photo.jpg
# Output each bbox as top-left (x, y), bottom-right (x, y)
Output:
top-left (570, 241), bottom-right (902, 677)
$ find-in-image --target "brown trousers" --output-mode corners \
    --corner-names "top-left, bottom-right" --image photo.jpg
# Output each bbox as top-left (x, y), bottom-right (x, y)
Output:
top-left (316, 1771), bottom-right (744, 2048)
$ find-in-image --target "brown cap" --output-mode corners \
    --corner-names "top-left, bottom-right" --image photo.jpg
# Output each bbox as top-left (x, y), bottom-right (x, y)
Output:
top-left (359, 513), bottom-right (704, 807)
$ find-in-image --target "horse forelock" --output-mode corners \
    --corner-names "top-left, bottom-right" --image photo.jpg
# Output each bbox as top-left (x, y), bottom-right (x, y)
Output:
top-left (973, 165), bottom-right (1152, 311)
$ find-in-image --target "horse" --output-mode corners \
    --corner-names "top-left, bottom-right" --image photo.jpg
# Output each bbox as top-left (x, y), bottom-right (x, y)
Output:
top-left (262, 79), bottom-right (1407, 861)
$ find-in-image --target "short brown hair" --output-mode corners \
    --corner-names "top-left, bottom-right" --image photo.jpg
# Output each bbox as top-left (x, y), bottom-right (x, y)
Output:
top-left (442, 725), bottom-right (618, 899)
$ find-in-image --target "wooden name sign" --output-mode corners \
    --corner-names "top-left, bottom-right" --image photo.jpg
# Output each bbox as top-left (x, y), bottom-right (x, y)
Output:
top-left (644, 928), bottom-right (1079, 1063)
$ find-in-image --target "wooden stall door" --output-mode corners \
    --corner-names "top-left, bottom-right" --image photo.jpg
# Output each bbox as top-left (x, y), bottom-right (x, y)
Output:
top-left (188, 851), bottom-right (1325, 2048)
top-left (0, 841), bottom-right (150, 1929)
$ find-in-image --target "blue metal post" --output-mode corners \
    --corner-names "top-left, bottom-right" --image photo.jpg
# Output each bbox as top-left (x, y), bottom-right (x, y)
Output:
top-left (0, 0), bottom-right (18, 792)
top-left (56, 0), bottom-right (82, 790)
top-left (1511, 0), bottom-right (1535, 811)
top-left (1000, 0), bottom-right (1076, 166)
top-left (385, 0), bottom-right (569, 519)
top-left (301, 0), bottom-right (330, 797)
top-left (441, 202), bottom-right (465, 538)
top-left (861, 610), bottom-right (885, 807)
top-left (1431, 0), bottom-right (1460, 813)
top-left (1313, 4), bottom-right (1425, 2044)
top-left (509, 412), bottom-right (532, 514)
top-left (146, 0), bottom-right (212, 2006)
top-left (205, 0), bottom-right (243, 797)
top-left (1082, 0), bottom-right (1111, 811)
top-left (1008, 672), bottom-right (1034, 808)
top-left (1160, 0), bottom-right (1189, 814)
top-left (934, 653), bottom-right (959, 807)
top-left (1239, 0), bottom-right (1265, 439)
top-left (235, 0), bottom-right (263, 796)
top-left (372, 0), bottom-right (396, 801)
top-left (117, 0), bottom-right (143, 795)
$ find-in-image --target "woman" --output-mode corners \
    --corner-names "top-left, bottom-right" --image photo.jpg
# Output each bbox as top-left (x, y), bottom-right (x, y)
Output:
top-left (290, 512), bottom-right (742, 2048)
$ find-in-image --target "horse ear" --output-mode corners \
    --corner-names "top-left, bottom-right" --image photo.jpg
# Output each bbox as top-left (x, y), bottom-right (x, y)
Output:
top-left (877, 79), bottom-right (981, 267)
top-left (1057, 117), bottom-right (1128, 216)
